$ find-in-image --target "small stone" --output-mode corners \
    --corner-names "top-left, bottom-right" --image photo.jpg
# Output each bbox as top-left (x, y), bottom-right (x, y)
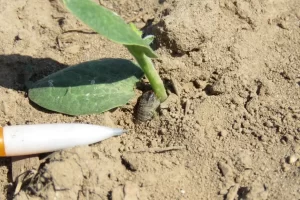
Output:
top-left (282, 163), bottom-right (291, 172)
top-left (232, 122), bottom-right (240, 130)
top-left (219, 189), bottom-right (228, 195)
top-left (36, 182), bottom-right (42, 191)
top-left (119, 146), bottom-right (125, 152)
top-left (287, 154), bottom-right (299, 164)
top-left (219, 130), bottom-right (228, 137)
top-left (226, 184), bottom-right (239, 200)
top-left (218, 161), bottom-right (233, 177)
top-left (149, 140), bottom-right (158, 147)
top-left (235, 175), bottom-right (243, 183)
top-left (119, 120), bottom-right (125, 126)
top-left (161, 109), bottom-right (168, 116)
top-left (159, 128), bottom-right (167, 135)
top-left (293, 145), bottom-right (300, 153)
top-left (193, 80), bottom-right (206, 89)
top-left (124, 118), bottom-right (131, 125)
top-left (242, 128), bottom-right (251, 135)
top-left (242, 121), bottom-right (250, 128)
top-left (295, 160), bottom-right (300, 167)
top-left (285, 134), bottom-right (294, 142)
top-left (264, 121), bottom-right (273, 128)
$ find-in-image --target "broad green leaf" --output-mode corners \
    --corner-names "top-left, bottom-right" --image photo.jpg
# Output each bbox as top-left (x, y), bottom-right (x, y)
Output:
top-left (28, 59), bottom-right (143, 116)
top-left (63, 0), bottom-right (157, 58)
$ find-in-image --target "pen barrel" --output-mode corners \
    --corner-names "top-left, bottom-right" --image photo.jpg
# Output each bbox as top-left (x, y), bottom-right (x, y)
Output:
top-left (0, 124), bottom-right (123, 157)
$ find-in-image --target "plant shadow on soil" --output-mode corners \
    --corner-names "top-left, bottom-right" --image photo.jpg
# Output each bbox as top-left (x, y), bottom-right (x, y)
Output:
top-left (0, 54), bottom-right (143, 89)
top-left (0, 54), bottom-right (67, 90)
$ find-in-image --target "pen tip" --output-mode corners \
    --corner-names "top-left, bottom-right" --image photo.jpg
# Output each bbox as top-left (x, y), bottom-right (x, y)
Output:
top-left (113, 128), bottom-right (127, 135)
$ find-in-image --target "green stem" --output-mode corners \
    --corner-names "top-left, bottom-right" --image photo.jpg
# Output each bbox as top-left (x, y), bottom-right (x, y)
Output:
top-left (127, 46), bottom-right (167, 102)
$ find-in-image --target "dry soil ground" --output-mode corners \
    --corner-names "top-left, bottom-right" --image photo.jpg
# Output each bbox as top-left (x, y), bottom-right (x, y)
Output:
top-left (0, 0), bottom-right (300, 199)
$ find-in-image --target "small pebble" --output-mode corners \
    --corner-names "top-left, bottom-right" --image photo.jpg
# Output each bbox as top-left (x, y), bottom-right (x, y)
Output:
top-left (219, 189), bottom-right (228, 195)
top-left (159, 128), bottom-right (167, 135)
top-left (282, 163), bottom-right (291, 172)
top-left (219, 130), bottom-right (228, 137)
top-left (293, 145), bottom-right (300, 153)
top-left (193, 80), bottom-right (206, 89)
top-left (235, 175), bottom-right (243, 183)
top-left (218, 161), bottom-right (233, 177)
top-left (119, 120), bottom-right (125, 126)
top-left (232, 123), bottom-right (240, 130)
top-left (264, 121), bottom-right (273, 128)
top-left (242, 128), bottom-right (251, 135)
top-left (287, 154), bottom-right (299, 164)
top-left (226, 184), bottom-right (239, 200)
top-left (242, 121), bottom-right (250, 128)
top-left (149, 140), bottom-right (158, 147)
top-left (295, 160), bottom-right (300, 167)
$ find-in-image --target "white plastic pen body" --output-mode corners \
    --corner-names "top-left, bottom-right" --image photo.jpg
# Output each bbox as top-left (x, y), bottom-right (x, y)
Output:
top-left (0, 123), bottom-right (125, 157)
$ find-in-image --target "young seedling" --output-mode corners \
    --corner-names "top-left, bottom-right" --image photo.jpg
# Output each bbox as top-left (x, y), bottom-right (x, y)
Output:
top-left (28, 0), bottom-right (167, 115)
top-left (62, 0), bottom-right (167, 102)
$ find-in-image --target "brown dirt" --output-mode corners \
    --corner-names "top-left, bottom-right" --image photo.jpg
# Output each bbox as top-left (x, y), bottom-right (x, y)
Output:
top-left (1, 0), bottom-right (300, 199)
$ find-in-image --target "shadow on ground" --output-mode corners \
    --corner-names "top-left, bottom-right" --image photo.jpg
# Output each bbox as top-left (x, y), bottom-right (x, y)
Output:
top-left (0, 54), bottom-right (67, 91)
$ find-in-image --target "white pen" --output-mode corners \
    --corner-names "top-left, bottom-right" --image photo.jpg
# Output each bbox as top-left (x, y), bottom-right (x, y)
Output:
top-left (0, 123), bottom-right (125, 157)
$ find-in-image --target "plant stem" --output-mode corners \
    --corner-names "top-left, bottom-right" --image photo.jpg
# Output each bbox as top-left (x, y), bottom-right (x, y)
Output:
top-left (127, 46), bottom-right (168, 102)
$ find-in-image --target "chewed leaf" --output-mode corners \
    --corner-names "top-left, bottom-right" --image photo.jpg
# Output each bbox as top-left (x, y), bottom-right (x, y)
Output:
top-left (63, 0), bottom-right (157, 58)
top-left (28, 59), bottom-right (143, 115)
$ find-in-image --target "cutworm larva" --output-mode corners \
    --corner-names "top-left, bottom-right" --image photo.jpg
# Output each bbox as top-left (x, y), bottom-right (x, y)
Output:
top-left (136, 91), bottom-right (160, 122)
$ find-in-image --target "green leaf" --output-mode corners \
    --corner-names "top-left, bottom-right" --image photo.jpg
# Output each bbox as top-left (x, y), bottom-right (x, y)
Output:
top-left (28, 59), bottom-right (143, 115)
top-left (129, 23), bottom-right (143, 37)
top-left (63, 0), bottom-right (157, 58)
